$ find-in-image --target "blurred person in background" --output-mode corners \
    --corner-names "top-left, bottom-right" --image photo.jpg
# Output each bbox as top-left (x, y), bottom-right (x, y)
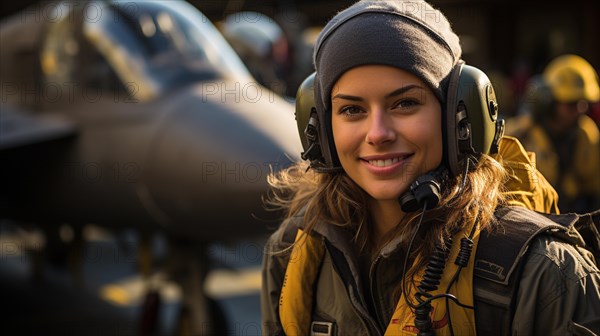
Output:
top-left (506, 54), bottom-right (600, 213)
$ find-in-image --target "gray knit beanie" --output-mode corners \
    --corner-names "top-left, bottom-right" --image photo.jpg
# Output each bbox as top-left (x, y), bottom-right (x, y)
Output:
top-left (310, 0), bottom-right (462, 170)
top-left (314, 0), bottom-right (462, 108)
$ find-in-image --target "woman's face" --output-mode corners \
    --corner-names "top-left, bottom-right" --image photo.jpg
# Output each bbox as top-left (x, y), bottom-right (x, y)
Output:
top-left (331, 65), bottom-right (443, 202)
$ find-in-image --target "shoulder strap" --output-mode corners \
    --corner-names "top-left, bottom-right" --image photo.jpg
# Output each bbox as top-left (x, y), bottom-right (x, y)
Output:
top-left (279, 229), bottom-right (326, 336)
top-left (545, 209), bottom-right (600, 266)
top-left (474, 206), bottom-right (571, 284)
top-left (472, 206), bottom-right (574, 335)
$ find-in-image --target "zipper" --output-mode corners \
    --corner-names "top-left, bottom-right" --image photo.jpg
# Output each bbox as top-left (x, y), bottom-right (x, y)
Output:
top-left (369, 254), bottom-right (388, 332)
top-left (324, 242), bottom-right (383, 335)
top-left (348, 284), bottom-right (383, 336)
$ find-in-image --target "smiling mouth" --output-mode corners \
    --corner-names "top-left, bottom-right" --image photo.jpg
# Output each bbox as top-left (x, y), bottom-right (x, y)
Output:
top-left (368, 158), bottom-right (399, 167)
top-left (364, 154), bottom-right (412, 167)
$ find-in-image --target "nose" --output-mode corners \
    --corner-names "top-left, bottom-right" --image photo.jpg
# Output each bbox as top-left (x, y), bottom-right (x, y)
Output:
top-left (365, 110), bottom-right (395, 145)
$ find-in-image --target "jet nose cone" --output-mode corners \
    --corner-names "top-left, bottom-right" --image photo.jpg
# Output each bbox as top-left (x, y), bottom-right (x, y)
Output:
top-left (143, 83), bottom-right (302, 240)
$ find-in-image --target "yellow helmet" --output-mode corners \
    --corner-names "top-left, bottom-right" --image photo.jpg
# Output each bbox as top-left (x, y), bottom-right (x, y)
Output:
top-left (543, 54), bottom-right (600, 103)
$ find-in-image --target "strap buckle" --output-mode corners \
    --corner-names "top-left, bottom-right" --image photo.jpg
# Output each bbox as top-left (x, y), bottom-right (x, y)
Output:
top-left (311, 321), bottom-right (334, 336)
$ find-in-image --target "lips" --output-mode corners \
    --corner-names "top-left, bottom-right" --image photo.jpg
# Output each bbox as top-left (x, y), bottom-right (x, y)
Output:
top-left (360, 153), bottom-right (413, 175)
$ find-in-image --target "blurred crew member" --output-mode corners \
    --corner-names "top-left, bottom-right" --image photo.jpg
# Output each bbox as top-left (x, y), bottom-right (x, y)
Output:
top-left (506, 55), bottom-right (600, 213)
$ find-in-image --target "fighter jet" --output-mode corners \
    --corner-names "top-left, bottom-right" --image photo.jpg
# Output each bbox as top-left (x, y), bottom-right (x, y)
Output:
top-left (0, 0), bottom-right (302, 334)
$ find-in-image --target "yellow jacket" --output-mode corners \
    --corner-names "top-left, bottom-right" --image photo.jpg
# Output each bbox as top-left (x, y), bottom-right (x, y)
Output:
top-left (505, 114), bottom-right (600, 212)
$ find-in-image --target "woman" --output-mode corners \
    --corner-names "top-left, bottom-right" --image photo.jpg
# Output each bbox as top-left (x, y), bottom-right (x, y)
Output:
top-left (261, 1), bottom-right (600, 335)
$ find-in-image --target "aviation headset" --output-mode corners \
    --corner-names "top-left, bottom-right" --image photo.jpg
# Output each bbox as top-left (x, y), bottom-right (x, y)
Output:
top-left (295, 63), bottom-right (505, 212)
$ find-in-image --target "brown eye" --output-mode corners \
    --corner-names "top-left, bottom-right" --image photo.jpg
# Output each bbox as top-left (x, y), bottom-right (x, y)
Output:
top-left (393, 99), bottom-right (420, 110)
top-left (339, 105), bottom-right (365, 117)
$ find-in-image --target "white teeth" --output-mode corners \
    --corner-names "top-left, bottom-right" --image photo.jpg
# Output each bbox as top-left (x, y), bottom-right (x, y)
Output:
top-left (368, 157), bottom-right (400, 167)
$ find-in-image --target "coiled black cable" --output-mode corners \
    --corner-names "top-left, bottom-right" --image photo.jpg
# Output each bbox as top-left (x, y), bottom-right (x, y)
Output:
top-left (401, 202), bottom-right (453, 336)
top-left (401, 206), bottom-right (478, 336)
top-left (401, 159), bottom-right (478, 335)
top-left (444, 232), bottom-right (476, 336)
top-left (413, 237), bottom-right (453, 335)
top-left (454, 237), bottom-right (473, 267)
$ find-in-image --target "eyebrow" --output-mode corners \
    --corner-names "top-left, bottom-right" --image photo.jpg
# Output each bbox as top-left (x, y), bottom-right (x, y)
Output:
top-left (332, 84), bottom-right (423, 102)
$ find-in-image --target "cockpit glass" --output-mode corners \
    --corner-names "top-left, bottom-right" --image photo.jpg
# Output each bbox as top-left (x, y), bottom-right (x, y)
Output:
top-left (101, 1), bottom-right (250, 83)
top-left (42, 1), bottom-right (252, 100)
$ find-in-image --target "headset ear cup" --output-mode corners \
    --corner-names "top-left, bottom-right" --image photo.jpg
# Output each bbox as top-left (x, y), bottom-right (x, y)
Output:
top-left (295, 73), bottom-right (318, 153)
top-left (295, 72), bottom-right (330, 168)
top-left (445, 63), bottom-right (501, 176)
top-left (445, 63), bottom-right (464, 176)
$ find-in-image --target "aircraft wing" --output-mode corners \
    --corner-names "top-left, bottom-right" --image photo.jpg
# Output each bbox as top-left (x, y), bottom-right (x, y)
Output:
top-left (0, 105), bottom-right (77, 150)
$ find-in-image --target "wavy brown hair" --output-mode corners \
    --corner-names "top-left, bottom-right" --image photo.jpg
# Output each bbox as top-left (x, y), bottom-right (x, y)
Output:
top-left (265, 154), bottom-right (510, 305)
